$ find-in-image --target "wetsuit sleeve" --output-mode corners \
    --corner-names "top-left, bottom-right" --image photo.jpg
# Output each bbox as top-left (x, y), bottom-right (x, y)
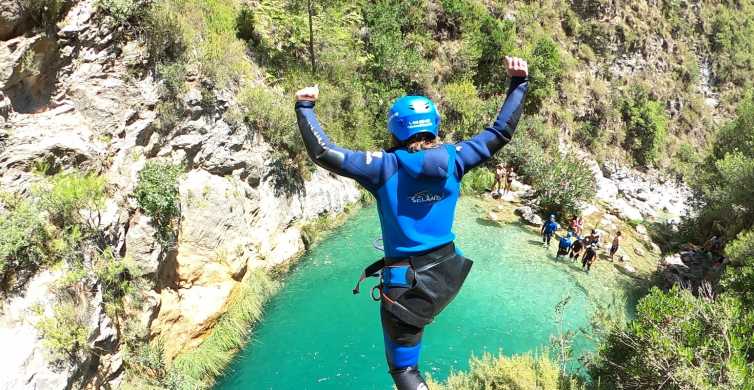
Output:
top-left (454, 76), bottom-right (529, 178)
top-left (295, 100), bottom-right (390, 191)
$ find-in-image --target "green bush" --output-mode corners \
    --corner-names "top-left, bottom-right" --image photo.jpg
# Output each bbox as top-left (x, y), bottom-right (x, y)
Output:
top-left (690, 90), bottom-right (754, 240)
top-left (471, 16), bottom-right (516, 95)
top-left (97, 0), bottom-right (140, 24)
top-left (427, 353), bottom-right (583, 390)
top-left (622, 86), bottom-right (668, 167)
top-left (94, 248), bottom-right (136, 317)
top-left (35, 171), bottom-right (106, 229)
top-left (441, 80), bottom-right (496, 141)
top-left (525, 37), bottom-right (564, 114)
top-left (134, 161), bottom-right (183, 246)
top-left (532, 155), bottom-right (596, 219)
top-left (461, 167), bottom-right (496, 195)
top-left (723, 229), bottom-right (754, 308)
top-left (34, 299), bottom-right (91, 364)
top-left (707, 4), bottom-right (754, 89)
top-left (589, 287), bottom-right (754, 389)
top-left (0, 195), bottom-right (49, 282)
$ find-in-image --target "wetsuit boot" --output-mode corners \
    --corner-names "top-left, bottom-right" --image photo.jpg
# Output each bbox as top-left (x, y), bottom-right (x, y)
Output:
top-left (390, 366), bottom-right (428, 390)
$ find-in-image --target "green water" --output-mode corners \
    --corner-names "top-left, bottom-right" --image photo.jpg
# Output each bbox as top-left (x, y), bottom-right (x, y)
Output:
top-left (216, 199), bottom-right (608, 389)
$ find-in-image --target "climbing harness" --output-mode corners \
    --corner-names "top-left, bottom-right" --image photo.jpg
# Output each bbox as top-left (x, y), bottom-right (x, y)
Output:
top-left (353, 242), bottom-right (473, 328)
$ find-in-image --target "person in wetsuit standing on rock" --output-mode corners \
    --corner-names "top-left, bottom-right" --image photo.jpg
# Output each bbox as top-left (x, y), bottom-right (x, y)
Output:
top-left (294, 56), bottom-right (529, 389)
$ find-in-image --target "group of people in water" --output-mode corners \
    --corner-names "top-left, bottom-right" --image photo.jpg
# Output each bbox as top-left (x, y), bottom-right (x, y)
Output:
top-left (541, 215), bottom-right (623, 274)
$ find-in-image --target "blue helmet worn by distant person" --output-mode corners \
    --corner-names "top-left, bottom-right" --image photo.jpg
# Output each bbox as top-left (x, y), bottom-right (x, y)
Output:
top-left (388, 96), bottom-right (441, 142)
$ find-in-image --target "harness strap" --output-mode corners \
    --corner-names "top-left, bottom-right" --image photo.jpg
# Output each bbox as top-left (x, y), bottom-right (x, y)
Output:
top-left (352, 258), bottom-right (385, 294)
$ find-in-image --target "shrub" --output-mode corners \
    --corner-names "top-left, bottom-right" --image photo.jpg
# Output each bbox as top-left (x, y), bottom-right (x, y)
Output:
top-left (238, 85), bottom-right (302, 159)
top-left (34, 299), bottom-right (91, 364)
top-left (622, 86), bottom-right (668, 167)
top-left (94, 248), bottom-right (136, 317)
top-left (532, 155), bottom-right (597, 219)
top-left (427, 353), bottom-right (583, 390)
top-left (690, 90), bottom-right (754, 240)
top-left (97, 0), bottom-right (140, 24)
top-left (461, 167), bottom-right (496, 195)
top-left (589, 287), bottom-right (754, 389)
top-left (441, 80), bottom-right (492, 141)
top-left (134, 161), bottom-right (183, 247)
top-left (35, 171), bottom-right (106, 229)
top-left (471, 16), bottom-right (516, 95)
top-left (525, 37), bottom-right (564, 113)
top-left (722, 229), bottom-right (754, 308)
top-left (0, 195), bottom-right (49, 285)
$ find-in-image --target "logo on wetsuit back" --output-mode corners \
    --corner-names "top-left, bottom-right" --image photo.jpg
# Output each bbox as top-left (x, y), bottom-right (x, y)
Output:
top-left (409, 190), bottom-right (444, 204)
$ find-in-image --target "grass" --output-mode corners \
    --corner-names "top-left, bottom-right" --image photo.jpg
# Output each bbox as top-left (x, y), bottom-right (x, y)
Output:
top-left (170, 268), bottom-right (280, 387)
top-left (427, 352), bottom-right (585, 390)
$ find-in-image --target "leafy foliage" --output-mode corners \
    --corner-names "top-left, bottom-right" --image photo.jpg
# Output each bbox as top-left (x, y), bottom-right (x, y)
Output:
top-left (134, 161), bottom-right (183, 247)
top-left (34, 299), bottom-right (91, 364)
top-left (690, 90), bottom-right (754, 241)
top-left (97, 0), bottom-right (141, 24)
top-left (622, 86), bottom-right (668, 167)
top-left (533, 156), bottom-right (596, 219)
top-left (0, 195), bottom-right (49, 281)
top-left (427, 352), bottom-right (584, 390)
top-left (460, 168), bottom-right (496, 195)
top-left (35, 171), bottom-right (106, 229)
top-left (589, 287), bottom-right (754, 390)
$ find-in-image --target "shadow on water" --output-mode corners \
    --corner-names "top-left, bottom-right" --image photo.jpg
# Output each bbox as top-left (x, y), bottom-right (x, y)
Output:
top-left (474, 217), bottom-right (502, 227)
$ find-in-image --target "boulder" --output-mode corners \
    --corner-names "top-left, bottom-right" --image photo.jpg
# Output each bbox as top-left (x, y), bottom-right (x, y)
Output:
top-left (515, 206), bottom-right (543, 226)
top-left (634, 246), bottom-right (645, 257)
top-left (610, 198), bottom-right (643, 222)
top-left (635, 224), bottom-right (648, 236)
top-left (124, 213), bottom-right (161, 277)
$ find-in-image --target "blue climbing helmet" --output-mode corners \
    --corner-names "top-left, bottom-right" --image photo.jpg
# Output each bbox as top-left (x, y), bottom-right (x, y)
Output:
top-left (387, 96), bottom-right (441, 142)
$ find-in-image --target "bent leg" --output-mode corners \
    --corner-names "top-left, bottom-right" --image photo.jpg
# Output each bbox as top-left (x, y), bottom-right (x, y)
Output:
top-left (381, 305), bottom-right (428, 390)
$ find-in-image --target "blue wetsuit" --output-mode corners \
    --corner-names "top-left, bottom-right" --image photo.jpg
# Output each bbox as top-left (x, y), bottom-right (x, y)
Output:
top-left (295, 77), bottom-right (528, 388)
top-left (542, 220), bottom-right (559, 246)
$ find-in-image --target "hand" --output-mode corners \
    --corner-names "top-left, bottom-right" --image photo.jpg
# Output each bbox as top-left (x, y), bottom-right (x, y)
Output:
top-left (505, 56), bottom-right (528, 78)
top-left (295, 85), bottom-right (319, 102)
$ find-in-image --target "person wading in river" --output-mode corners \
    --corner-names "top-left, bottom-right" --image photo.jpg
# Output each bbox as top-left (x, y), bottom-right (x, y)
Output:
top-left (294, 56), bottom-right (528, 390)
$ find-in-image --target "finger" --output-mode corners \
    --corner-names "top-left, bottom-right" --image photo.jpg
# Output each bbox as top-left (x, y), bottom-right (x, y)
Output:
top-left (505, 56), bottom-right (512, 69)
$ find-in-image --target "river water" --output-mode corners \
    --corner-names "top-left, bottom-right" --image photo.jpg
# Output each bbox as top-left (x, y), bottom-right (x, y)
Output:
top-left (216, 198), bottom-right (609, 389)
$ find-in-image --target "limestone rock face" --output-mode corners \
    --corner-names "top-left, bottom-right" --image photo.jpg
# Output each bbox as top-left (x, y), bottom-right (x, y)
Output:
top-left (0, 0), bottom-right (29, 40)
top-left (660, 251), bottom-right (723, 292)
top-left (0, 34), bottom-right (60, 113)
top-left (0, 270), bottom-right (72, 390)
top-left (0, 0), bottom-right (363, 386)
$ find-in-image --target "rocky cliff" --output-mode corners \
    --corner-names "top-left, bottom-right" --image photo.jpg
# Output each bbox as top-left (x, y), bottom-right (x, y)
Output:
top-left (0, 1), bottom-right (359, 388)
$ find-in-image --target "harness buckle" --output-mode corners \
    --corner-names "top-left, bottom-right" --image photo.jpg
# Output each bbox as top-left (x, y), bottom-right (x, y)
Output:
top-left (371, 284), bottom-right (382, 301)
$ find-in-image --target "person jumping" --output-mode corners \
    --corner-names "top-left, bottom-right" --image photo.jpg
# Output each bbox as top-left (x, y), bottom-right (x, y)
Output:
top-left (294, 56), bottom-right (529, 390)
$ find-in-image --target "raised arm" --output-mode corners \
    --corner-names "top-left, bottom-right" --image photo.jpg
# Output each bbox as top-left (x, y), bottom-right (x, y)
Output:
top-left (455, 57), bottom-right (529, 178)
top-left (294, 86), bottom-right (392, 191)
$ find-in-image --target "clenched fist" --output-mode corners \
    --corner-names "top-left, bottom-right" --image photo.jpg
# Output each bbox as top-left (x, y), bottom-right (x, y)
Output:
top-left (295, 85), bottom-right (319, 102)
top-left (505, 56), bottom-right (528, 78)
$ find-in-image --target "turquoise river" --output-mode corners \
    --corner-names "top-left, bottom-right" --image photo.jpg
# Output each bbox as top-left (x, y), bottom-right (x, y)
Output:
top-left (216, 198), bottom-right (632, 389)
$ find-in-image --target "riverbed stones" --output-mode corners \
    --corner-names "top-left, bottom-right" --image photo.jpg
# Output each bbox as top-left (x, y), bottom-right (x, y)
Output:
top-left (515, 206), bottom-right (543, 226)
